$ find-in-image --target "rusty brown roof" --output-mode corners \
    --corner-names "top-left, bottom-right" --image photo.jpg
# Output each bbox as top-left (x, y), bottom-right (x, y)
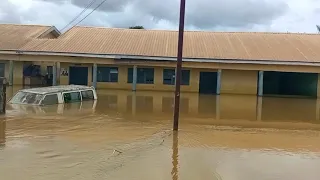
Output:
top-left (11, 25), bottom-right (320, 62)
top-left (0, 24), bottom-right (52, 50)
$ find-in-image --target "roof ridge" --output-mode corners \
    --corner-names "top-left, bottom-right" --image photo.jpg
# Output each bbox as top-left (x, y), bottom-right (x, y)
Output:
top-left (72, 25), bottom-right (319, 36)
top-left (0, 23), bottom-right (50, 27)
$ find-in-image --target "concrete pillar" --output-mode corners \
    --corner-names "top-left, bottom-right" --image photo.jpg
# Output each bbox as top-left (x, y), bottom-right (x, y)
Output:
top-left (216, 69), bottom-right (222, 95)
top-left (52, 62), bottom-right (57, 86)
top-left (92, 63), bottom-right (97, 89)
top-left (258, 71), bottom-right (264, 96)
top-left (8, 60), bottom-right (13, 86)
top-left (132, 92), bottom-right (136, 116)
top-left (56, 62), bottom-right (60, 85)
top-left (132, 65), bottom-right (138, 91)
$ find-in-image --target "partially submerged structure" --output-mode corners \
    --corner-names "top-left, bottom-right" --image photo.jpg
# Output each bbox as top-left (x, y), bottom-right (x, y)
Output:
top-left (1, 24), bottom-right (320, 97)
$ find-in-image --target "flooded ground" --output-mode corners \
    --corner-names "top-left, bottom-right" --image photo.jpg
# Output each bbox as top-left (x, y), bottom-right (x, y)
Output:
top-left (1, 87), bottom-right (320, 180)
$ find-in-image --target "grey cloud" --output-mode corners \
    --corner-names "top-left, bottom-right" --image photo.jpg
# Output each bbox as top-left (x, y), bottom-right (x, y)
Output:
top-left (40, 0), bottom-right (131, 12)
top-left (185, 0), bottom-right (288, 28)
top-left (37, 0), bottom-right (289, 29)
top-left (0, 1), bottom-right (21, 24)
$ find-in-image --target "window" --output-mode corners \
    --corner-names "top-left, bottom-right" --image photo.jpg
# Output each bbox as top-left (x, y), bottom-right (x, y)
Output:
top-left (41, 94), bottom-right (58, 105)
top-left (96, 67), bottom-right (118, 82)
top-left (9, 92), bottom-right (43, 105)
top-left (81, 90), bottom-right (94, 101)
top-left (63, 92), bottom-right (81, 103)
top-left (163, 69), bottom-right (190, 85)
top-left (128, 68), bottom-right (154, 84)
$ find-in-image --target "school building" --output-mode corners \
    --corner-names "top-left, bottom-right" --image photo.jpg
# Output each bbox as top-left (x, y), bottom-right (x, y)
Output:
top-left (1, 24), bottom-right (320, 97)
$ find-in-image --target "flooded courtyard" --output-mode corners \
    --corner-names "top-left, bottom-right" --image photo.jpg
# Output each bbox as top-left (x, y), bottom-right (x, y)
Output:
top-left (1, 87), bottom-right (320, 180)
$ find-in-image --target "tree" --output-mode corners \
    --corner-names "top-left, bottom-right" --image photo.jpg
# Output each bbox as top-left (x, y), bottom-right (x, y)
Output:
top-left (129, 26), bottom-right (145, 29)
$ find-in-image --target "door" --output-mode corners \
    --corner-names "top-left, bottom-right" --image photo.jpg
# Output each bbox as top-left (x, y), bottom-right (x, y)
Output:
top-left (69, 67), bottom-right (88, 85)
top-left (199, 72), bottom-right (218, 94)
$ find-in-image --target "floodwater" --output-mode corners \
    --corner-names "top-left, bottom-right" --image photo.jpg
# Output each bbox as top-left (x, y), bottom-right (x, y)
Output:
top-left (1, 87), bottom-right (320, 180)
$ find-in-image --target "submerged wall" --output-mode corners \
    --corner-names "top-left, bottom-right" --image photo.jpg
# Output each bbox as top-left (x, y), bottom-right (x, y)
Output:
top-left (220, 70), bottom-right (258, 95)
top-left (2, 54), bottom-right (320, 97)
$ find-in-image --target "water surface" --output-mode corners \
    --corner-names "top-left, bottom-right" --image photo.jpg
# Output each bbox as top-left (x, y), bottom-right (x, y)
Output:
top-left (1, 87), bottom-right (320, 180)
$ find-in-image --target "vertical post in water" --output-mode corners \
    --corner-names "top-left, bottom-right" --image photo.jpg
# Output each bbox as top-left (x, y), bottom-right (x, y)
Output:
top-left (132, 65), bottom-right (137, 91)
top-left (2, 79), bottom-right (6, 114)
top-left (9, 60), bottom-right (13, 86)
top-left (56, 62), bottom-right (60, 85)
top-left (52, 62), bottom-right (57, 86)
top-left (0, 78), bottom-right (7, 114)
top-left (216, 69), bottom-right (222, 95)
top-left (258, 71), bottom-right (264, 96)
top-left (92, 63), bottom-right (98, 89)
top-left (173, 0), bottom-right (186, 131)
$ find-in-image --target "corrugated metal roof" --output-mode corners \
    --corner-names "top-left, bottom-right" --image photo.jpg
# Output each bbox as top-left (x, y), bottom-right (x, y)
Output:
top-left (0, 24), bottom-right (52, 50)
top-left (4, 24), bottom-right (320, 62)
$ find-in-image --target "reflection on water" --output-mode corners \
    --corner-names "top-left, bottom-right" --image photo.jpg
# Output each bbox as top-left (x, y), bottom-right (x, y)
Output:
top-left (1, 87), bottom-right (320, 180)
top-left (171, 131), bottom-right (179, 180)
top-left (0, 118), bottom-right (5, 146)
top-left (5, 87), bottom-right (320, 126)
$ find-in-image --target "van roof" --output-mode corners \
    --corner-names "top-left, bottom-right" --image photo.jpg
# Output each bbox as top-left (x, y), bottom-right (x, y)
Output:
top-left (20, 85), bottom-right (94, 95)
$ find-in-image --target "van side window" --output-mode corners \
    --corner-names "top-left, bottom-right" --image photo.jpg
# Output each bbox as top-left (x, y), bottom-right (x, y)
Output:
top-left (63, 92), bottom-right (81, 103)
top-left (81, 90), bottom-right (94, 101)
top-left (41, 94), bottom-right (58, 105)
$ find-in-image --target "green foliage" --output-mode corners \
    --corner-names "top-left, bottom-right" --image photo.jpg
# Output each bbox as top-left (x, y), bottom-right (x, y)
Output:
top-left (129, 26), bottom-right (145, 29)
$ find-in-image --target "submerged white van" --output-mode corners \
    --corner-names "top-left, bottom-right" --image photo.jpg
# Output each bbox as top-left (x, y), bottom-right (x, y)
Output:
top-left (8, 85), bottom-right (97, 106)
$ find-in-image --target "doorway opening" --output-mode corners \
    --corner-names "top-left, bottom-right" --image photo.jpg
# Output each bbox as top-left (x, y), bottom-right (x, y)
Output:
top-left (199, 72), bottom-right (218, 94)
top-left (69, 66), bottom-right (88, 85)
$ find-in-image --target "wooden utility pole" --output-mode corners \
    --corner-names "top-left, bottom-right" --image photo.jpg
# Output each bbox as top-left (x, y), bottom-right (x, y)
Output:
top-left (173, 0), bottom-right (186, 131)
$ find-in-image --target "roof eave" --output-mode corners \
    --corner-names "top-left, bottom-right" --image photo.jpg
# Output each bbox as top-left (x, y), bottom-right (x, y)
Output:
top-left (0, 50), bottom-right (320, 67)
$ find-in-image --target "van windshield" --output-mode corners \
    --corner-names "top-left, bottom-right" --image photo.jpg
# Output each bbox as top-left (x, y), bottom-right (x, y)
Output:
top-left (9, 91), bottom-right (44, 105)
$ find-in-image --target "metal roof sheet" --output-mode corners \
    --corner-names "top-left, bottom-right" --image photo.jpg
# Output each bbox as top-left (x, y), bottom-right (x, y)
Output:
top-left (3, 24), bottom-right (320, 63)
top-left (0, 24), bottom-right (53, 50)
top-left (20, 85), bottom-right (94, 94)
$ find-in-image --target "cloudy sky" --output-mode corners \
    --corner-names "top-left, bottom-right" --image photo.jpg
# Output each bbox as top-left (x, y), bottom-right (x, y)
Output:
top-left (0, 0), bottom-right (320, 33)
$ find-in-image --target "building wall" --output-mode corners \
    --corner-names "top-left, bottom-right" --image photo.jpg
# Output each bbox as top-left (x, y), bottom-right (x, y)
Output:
top-left (94, 65), bottom-right (200, 92)
top-left (60, 62), bottom-right (69, 85)
top-left (221, 69), bottom-right (258, 95)
top-left (3, 54), bottom-right (320, 73)
top-left (4, 54), bottom-right (320, 96)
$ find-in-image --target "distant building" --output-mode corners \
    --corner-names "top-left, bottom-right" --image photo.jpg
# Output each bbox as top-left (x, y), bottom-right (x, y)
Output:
top-left (1, 24), bottom-right (320, 98)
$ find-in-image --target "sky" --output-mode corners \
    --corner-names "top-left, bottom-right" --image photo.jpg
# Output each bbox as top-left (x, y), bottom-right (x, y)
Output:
top-left (0, 0), bottom-right (320, 33)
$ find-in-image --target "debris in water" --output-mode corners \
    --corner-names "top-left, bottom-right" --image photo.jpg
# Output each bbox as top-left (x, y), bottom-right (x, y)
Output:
top-left (113, 149), bottom-right (123, 155)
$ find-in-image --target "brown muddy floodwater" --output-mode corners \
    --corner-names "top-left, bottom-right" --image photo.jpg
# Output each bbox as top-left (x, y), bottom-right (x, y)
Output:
top-left (1, 87), bottom-right (320, 180)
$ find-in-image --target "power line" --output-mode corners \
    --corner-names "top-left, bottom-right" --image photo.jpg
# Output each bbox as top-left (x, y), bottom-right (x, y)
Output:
top-left (68, 0), bottom-right (108, 29)
top-left (25, 0), bottom-right (108, 51)
top-left (60, 0), bottom-right (98, 32)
